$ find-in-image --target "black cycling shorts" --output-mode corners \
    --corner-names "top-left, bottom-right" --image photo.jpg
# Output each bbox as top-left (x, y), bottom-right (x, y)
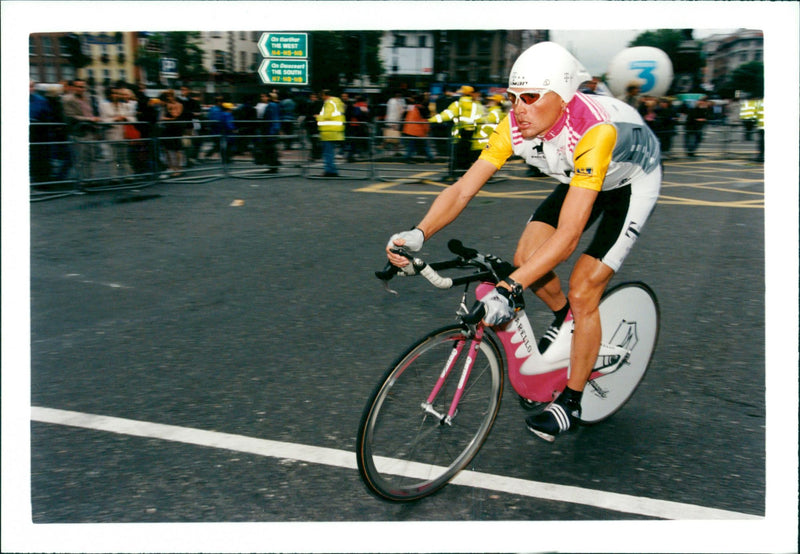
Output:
top-left (529, 180), bottom-right (658, 271)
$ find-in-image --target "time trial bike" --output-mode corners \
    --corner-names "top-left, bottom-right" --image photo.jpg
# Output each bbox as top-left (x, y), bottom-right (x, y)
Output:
top-left (356, 239), bottom-right (659, 502)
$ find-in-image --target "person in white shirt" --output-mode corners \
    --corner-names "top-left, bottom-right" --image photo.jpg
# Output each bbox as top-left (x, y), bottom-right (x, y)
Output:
top-left (99, 85), bottom-right (136, 179)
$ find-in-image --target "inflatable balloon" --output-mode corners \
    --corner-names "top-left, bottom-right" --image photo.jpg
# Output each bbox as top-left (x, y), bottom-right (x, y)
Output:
top-left (606, 47), bottom-right (674, 98)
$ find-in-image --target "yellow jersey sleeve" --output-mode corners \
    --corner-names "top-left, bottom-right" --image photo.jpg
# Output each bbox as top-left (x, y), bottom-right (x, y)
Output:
top-left (570, 123), bottom-right (617, 191)
top-left (478, 116), bottom-right (513, 169)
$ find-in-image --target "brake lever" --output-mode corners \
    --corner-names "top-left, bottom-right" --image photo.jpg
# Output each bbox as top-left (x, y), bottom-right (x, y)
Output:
top-left (377, 248), bottom-right (422, 295)
top-left (376, 261), bottom-right (400, 295)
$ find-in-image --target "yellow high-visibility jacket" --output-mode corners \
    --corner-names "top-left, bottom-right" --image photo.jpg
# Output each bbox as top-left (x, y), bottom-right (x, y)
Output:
top-left (429, 96), bottom-right (485, 139)
top-left (474, 104), bottom-right (506, 149)
top-left (316, 96), bottom-right (346, 141)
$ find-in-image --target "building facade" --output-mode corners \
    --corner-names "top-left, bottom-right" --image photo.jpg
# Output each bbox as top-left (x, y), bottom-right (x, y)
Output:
top-left (81, 32), bottom-right (139, 91)
top-left (30, 31), bottom-right (139, 90)
top-left (380, 30), bottom-right (547, 93)
top-left (701, 29), bottom-right (764, 91)
top-left (201, 31), bottom-right (261, 75)
top-left (29, 33), bottom-right (79, 84)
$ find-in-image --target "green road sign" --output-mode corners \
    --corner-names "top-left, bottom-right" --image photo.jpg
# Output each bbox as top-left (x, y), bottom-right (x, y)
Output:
top-left (258, 33), bottom-right (308, 59)
top-left (258, 59), bottom-right (309, 85)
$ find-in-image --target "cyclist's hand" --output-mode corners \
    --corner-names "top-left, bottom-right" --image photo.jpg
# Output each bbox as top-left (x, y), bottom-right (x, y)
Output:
top-left (386, 228), bottom-right (424, 267)
top-left (481, 287), bottom-right (518, 326)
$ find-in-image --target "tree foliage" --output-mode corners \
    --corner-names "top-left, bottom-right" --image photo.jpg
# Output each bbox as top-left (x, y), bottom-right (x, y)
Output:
top-left (718, 61), bottom-right (764, 98)
top-left (62, 34), bottom-right (91, 70)
top-left (135, 32), bottom-right (205, 83)
top-left (629, 30), bottom-right (686, 61)
top-left (308, 31), bottom-right (383, 90)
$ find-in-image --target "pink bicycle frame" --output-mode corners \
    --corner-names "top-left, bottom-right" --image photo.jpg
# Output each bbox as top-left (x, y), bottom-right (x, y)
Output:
top-left (423, 281), bottom-right (613, 419)
top-left (423, 326), bottom-right (485, 424)
top-left (475, 282), bottom-right (573, 403)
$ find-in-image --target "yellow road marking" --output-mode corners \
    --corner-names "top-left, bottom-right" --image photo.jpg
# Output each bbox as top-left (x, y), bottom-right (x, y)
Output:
top-left (355, 168), bottom-right (764, 208)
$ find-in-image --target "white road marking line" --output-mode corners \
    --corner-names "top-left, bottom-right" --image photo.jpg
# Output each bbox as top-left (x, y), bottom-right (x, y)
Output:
top-left (64, 273), bottom-right (130, 289)
top-left (31, 406), bottom-right (760, 520)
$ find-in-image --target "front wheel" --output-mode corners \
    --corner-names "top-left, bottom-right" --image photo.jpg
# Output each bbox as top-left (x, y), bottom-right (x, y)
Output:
top-left (579, 282), bottom-right (660, 424)
top-left (356, 325), bottom-right (504, 502)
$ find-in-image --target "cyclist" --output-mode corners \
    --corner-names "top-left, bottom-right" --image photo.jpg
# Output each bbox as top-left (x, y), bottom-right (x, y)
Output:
top-left (386, 41), bottom-right (661, 442)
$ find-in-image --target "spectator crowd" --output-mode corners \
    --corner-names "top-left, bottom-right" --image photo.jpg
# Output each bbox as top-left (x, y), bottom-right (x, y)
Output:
top-left (29, 78), bottom-right (762, 185)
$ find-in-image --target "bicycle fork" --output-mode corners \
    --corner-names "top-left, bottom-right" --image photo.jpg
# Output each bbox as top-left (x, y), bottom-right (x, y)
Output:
top-left (421, 327), bottom-right (484, 426)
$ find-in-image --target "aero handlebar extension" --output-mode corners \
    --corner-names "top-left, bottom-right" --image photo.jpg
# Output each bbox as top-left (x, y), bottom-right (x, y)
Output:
top-left (376, 239), bottom-right (517, 324)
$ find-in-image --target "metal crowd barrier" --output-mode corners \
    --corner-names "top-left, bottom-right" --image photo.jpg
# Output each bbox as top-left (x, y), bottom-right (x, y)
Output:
top-left (29, 119), bottom-right (762, 202)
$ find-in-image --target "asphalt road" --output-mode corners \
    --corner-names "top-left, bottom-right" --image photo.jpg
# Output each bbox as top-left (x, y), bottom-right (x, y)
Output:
top-left (10, 154), bottom-right (783, 551)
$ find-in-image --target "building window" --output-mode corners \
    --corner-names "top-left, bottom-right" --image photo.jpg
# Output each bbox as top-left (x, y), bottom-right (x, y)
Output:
top-left (42, 36), bottom-right (54, 56)
top-left (477, 34), bottom-right (492, 54)
top-left (456, 34), bottom-right (471, 54)
top-left (30, 36), bottom-right (36, 56)
top-left (62, 65), bottom-right (76, 81)
top-left (214, 50), bottom-right (226, 71)
top-left (119, 69), bottom-right (126, 82)
top-left (45, 62), bottom-right (57, 82)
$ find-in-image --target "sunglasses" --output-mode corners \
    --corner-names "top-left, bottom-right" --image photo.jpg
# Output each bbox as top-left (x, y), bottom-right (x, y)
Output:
top-left (507, 89), bottom-right (548, 106)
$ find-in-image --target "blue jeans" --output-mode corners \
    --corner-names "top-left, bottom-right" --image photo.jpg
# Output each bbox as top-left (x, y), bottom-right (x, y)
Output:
top-left (404, 136), bottom-right (433, 161)
top-left (322, 141), bottom-right (338, 174)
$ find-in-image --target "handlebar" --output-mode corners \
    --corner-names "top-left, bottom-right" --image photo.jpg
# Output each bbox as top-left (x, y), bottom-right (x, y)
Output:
top-left (377, 239), bottom-right (515, 323)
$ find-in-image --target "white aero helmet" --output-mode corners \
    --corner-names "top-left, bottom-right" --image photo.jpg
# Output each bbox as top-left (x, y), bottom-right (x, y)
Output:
top-left (508, 41), bottom-right (592, 103)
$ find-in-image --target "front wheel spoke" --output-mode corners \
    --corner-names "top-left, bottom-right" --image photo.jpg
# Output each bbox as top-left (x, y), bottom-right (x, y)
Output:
top-left (357, 324), bottom-right (503, 500)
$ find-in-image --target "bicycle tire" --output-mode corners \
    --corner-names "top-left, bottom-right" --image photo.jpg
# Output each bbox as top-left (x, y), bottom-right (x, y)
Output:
top-left (356, 324), bottom-right (504, 502)
top-left (579, 281), bottom-right (660, 424)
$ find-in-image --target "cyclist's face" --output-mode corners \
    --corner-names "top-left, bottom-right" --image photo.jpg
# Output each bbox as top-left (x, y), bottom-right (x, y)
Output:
top-left (508, 89), bottom-right (566, 138)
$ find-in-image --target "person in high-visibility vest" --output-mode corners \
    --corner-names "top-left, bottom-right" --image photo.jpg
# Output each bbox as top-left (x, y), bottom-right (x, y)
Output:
top-left (752, 98), bottom-right (764, 162)
top-left (474, 94), bottom-right (507, 150)
top-left (739, 98), bottom-right (758, 141)
top-left (429, 85), bottom-right (486, 170)
top-left (315, 89), bottom-right (346, 177)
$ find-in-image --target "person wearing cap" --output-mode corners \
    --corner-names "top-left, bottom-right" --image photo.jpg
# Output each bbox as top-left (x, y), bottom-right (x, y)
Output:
top-left (386, 41), bottom-right (661, 442)
top-left (474, 93), bottom-right (507, 150)
top-left (204, 97), bottom-right (235, 163)
top-left (428, 85), bottom-right (486, 171)
top-left (315, 89), bottom-right (346, 177)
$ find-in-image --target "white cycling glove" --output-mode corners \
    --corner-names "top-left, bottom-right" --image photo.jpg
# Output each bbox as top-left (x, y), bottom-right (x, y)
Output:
top-left (481, 287), bottom-right (519, 326)
top-left (386, 228), bottom-right (424, 253)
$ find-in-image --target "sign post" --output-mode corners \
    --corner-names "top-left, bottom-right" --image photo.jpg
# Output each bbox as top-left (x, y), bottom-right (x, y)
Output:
top-left (257, 32), bottom-right (309, 86)
top-left (160, 57), bottom-right (178, 84)
top-left (257, 59), bottom-right (308, 85)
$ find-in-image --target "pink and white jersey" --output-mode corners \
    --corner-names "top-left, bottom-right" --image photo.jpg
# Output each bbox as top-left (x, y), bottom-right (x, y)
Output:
top-left (483, 92), bottom-right (660, 192)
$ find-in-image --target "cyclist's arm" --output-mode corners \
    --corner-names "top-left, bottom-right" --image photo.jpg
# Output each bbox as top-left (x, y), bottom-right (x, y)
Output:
top-left (414, 159), bottom-right (498, 240)
top-left (389, 118), bottom-right (511, 266)
top-left (413, 115), bottom-right (514, 238)
top-left (389, 159), bottom-right (498, 266)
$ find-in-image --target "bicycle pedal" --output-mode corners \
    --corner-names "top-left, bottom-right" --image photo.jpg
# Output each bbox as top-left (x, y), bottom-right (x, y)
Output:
top-left (518, 396), bottom-right (547, 412)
